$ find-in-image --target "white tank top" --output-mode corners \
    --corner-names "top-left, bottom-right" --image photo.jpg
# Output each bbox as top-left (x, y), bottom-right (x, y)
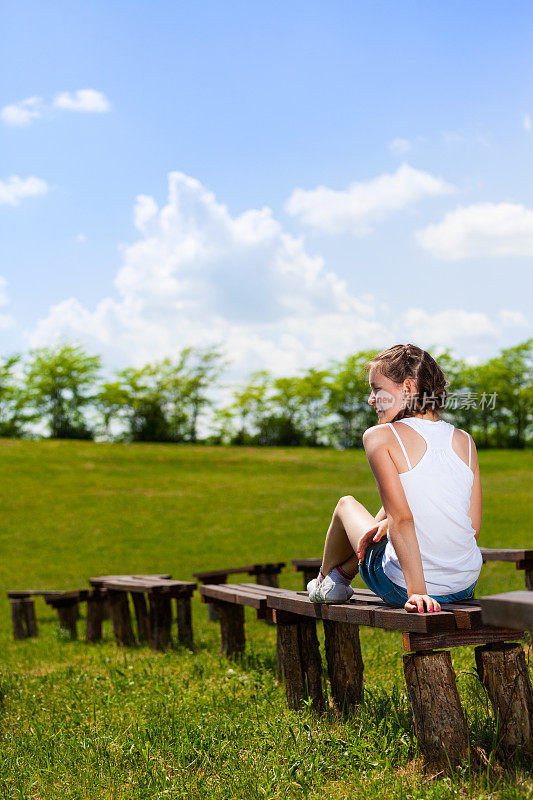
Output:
top-left (381, 417), bottom-right (483, 595)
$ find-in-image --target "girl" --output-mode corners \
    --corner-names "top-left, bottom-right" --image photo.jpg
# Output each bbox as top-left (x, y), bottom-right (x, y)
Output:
top-left (308, 343), bottom-right (483, 613)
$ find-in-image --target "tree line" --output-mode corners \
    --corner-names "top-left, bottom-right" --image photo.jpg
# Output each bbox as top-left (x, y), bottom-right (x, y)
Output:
top-left (0, 338), bottom-right (531, 448)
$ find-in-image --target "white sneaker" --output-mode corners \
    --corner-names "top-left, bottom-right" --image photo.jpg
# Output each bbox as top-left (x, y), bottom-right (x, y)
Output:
top-left (308, 574), bottom-right (354, 604)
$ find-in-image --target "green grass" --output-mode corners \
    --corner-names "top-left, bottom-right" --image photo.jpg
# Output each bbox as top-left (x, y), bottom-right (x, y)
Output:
top-left (0, 440), bottom-right (532, 799)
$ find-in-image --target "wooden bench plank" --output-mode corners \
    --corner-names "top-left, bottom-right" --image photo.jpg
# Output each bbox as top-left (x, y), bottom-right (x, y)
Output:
top-left (193, 562), bottom-right (286, 581)
top-left (267, 593), bottom-right (457, 633)
top-left (238, 582), bottom-right (291, 596)
top-left (479, 591), bottom-right (533, 630)
top-left (404, 626), bottom-right (524, 652)
top-left (89, 576), bottom-right (196, 594)
top-left (7, 589), bottom-right (65, 599)
top-left (199, 584), bottom-right (268, 611)
top-left (288, 590), bottom-right (486, 630)
top-left (480, 548), bottom-right (533, 562)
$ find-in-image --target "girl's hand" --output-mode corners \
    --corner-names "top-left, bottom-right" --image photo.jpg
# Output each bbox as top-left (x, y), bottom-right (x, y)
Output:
top-left (357, 519), bottom-right (389, 563)
top-left (405, 594), bottom-right (441, 613)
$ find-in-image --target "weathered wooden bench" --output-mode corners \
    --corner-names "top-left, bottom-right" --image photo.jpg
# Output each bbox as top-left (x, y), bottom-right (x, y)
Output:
top-left (6, 590), bottom-right (60, 639)
top-left (479, 590), bottom-right (533, 631)
top-left (44, 590), bottom-right (92, 639)
top-left (194, 562), bottom-right (286, 620)
top-left (201, 582), bottom-right (532, 765)
top-left (292, 548), bottom-right (533, 589)
top-left (88, 574), bottom-right (196, 650)
top-left (199, 581), bottom-right (288, 677)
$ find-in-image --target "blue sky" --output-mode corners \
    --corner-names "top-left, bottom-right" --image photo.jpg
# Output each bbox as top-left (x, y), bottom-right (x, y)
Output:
top-left (1, 0), bottom-right (532, 383)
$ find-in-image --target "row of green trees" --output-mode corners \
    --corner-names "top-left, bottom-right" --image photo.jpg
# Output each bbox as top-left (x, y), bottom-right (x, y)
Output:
top-left (1, 339), bottom-right (531, 448)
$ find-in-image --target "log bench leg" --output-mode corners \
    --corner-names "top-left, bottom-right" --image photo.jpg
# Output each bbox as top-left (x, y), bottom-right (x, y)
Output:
top-left (148, 593), bottom-right (172, 651)
top-left (302, 568), bottom-right (317, 590)
top-left (275, 612), bottom-right (325, 713)
top-left (57, 602), bottom-right (79, 639)
top-left (256, 573), bottom-right (279, 625)
top-left (323, 620), bottom-right (364, 713)
top-left (475, 642), bottom-right (533, 758)
top-left (132, 593), bottom-right (150, 643)
top-left (256, 573), bottom-right (279, 588)
top-left (108, 591), bottom-right (136, 646)
top-left (276, 624), bottom-right (284, 681)
top-left (10, 599), bottom-right (37, 639)
top-left (215, 601), bottom-right (246, 658)
top-left (86, 592), bottom-right (106, 642)
top-left (403, 649), bottom-right (469, 766)
top-left (176, 595), bottom-right (194, 649)
top-left (24, 599), bottom-right (38, 637)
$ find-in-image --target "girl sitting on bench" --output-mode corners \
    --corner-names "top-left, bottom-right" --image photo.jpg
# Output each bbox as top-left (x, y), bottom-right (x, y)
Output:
top-left (308, 343), bottom-right (483, 613)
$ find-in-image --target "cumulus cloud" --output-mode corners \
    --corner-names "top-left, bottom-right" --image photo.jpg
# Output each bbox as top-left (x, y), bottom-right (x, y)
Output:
top-left (25, 171), bottom-right (528, 380)
top-left (388, 138), bottom-right (413, 156)
top-left (0, 175), bottom-right (48, 206)
top-left (1, 89), bottom-right (110, 127)
top-left (284, 163), bottom-right (456, 235)
top-left (26, 171), bottom-right (388, 376)
top-left (415, 202), bottom-right (533, 259)
top-left (402, 308), bottom-right (502, 347)
top-left (52, 89), bottom-right (111, 113)
top-left (497, 309), bottom-right (529, 328)
top-left (0, 96), bottom-right (44, 127)
top-left (0, 277), bottom-right (15, 329)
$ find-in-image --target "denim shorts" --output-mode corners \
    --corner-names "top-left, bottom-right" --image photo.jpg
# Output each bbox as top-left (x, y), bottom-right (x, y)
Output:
top-left (358, 538), bottom-right (477, 608)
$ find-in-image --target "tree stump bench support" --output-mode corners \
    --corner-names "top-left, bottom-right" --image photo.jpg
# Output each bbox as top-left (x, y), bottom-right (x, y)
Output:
top-left (5, 590), bottom-right (54, 639)
top-left (478, 590), bottom-right (533, 757)
top-left (44, 590), bottom-right (91, 640)
top-left (89, 575), bottom-right (196, 651)
top-left (194, 562), bottom-right (286, 621)
top-left (266, 588), bottom-right (530, 766)
top-left (199, 583), bottom-right (291, 678)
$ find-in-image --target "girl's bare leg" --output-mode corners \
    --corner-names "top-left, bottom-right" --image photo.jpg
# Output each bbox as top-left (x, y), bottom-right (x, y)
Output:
top-left (321, 496), bottom-right (377, 578)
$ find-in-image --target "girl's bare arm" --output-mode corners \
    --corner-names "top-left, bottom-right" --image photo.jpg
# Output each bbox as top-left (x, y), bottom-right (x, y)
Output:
top-left (465, 432), bottom-right (482, 540)
top-left (362, 426), bottom-right (426, 595)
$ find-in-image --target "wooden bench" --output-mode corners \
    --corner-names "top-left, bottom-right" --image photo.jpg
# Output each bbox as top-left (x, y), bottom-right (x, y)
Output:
top-left (6, 590), bottom-right (60, 639)
top-left (479, 590), bottom-right (533, 631)
top-left (480, 549), bottom-right (533, 590)
top-left (202, 582), bottom-right (531, 765)
top-left (293, 548), bottom-right (533, 589)
top-left (88, 575), bottom-right (196, 650)
top-left (194, 562), bottom-right (286, 620)
top-left (199, 582), bottom-right (287, 678)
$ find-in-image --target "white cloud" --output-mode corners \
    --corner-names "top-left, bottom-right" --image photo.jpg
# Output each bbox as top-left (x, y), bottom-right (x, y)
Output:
top-left (497, 309), bottom-right (529, 327)
top-left (76, 233), bottom-right (87, 243)
top-left (388, 138), bottom-right (413, 156)
top-left (284, 163), bottom-right (456, 235)
top-left (0, 277), bottom-right (15, 329)
top-left (25, 171), bottom-right (529, 381)
top-left (0, 96), bottom-right (44, 127)
top-left (1, 89), bottom-right (110, 127)
top-left (402, 308), bottom-right (501, 347)
top-left (52, 89), bottom-right (111, 113)
top-left (0, 175), bottom-right (48, 206)
top-left (25, 171), bottom-right (390, 376)
top-left (415, 202), bottom-right (533, 259)
top-left (523, 113), bottom-right (532, 133)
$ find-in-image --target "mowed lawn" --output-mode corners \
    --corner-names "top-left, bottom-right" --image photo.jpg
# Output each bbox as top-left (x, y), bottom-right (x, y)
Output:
top-left (0, 440), bottom-right (531, 800)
